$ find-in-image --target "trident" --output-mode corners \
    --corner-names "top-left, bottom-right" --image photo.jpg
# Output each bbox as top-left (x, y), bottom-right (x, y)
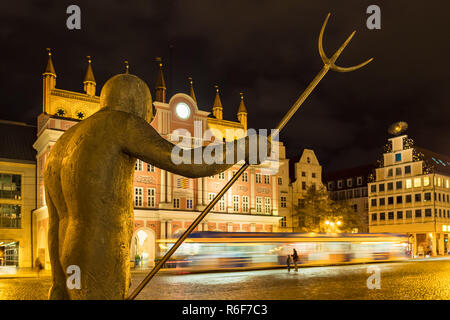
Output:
top-left (127, 13), bottom-right (373, 300)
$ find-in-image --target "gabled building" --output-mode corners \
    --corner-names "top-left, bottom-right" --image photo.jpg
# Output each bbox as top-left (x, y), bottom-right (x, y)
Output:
top-left (368, 134), bottom-right (450, 256)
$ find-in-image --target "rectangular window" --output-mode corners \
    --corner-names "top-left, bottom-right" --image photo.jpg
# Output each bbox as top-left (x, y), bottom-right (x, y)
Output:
top-left (371, 185), bottom-right (376, 193)
top-left (357, 177), bottom-right (363, 186)
top-left (280, 196), bottom-right (287, 208)
top-left (264, 175), bottom-right (270, 184)
top-left (388, 212), bottom-right (394, 220)
top-left (218, 172), bottom-right (225, 180)
top-left (395, 153), bottom-right (402, 162)
top-left (396, 181), bottom-right (402, 190)
top-left (173, 198), bottom-right (180, 209)
top-left (380, 212), bottom-right (385, 220)
top-left (379, 184), bottom-right (385, 192)
top-left (387, 169), bottom-right (393, 177)
top-left (387, 182), bottom-right (393, 191)
top-left (135, 159), bottom-right (143, 171)
top-left (405, 179), bottom-right (412, 189)
top-left (404, 165), bottom-right (411, 174)
top-left (280, 216), bottom-right (287, 227)
top-left (256, 197), bottom-right (262, 213)
top-left (0, 204), bottom-right (21, 228)
top-left (423, 176), bottom-right (430, 186)
top-left (395, 167), bottom-right (402, 176)
top-left (424, 192), bottom-right (431, 201)
top-left (371, 199), bottom-right (377, 207)
top-left (415, 193), bottom-right (421, 202)
top-left (0, 174), bottom-right (22, 200)
top-left (347, 178), bottom-right (353, 187)
top-left (388, 197), bottom-right (394, 205)
top-left (264, 197), bottom-right (271, 214)
top-left (302, 182), bottom-right (306, 190)
top-left (208, 193), bottom-right (216, 210)
top-left (147, 164), bottom-right (155, 172)
top-left (242, 172), bottom-right (248, 182)
top-left (371, 213), bottom-right (377, 222)
top-left (312, 172), bottom-right (316, 178)
top-left (301, 172), bottom-right (306, 177)
top-left (278, 177), bottom-right (283, 185)
top-left (233, 195), bottom-right (239, 212)
top-left (405, 194), bottom-right (412, 203)
top-left (425, 208), bottom-right (432, 217)
top-left (134, 187), bottom-right (143, 207)
top-left (218, 197), bottom-right (226, 212)
top-left (147, 188), bottom-right (155, 207)
top-left (379, 198), bottom-right (385, 206)
top-left (397, 211), bottom-right (403, 220)
top-left (396, 196), bottom-right (403, 204)
top-left (338, 180), bottom-right (343, 188)
top-left (255, 174), bottom-right (261, 184)
top-left (415, 209), bottom-right (421, 218)
top-left (186, 199), bottom-right (193, 209)
top-left (414, 178), bottom-right (421, 188)
top-left (406, 210), bottom-right (412, 219)
top-left (242, 196), bottom-right (249, 212)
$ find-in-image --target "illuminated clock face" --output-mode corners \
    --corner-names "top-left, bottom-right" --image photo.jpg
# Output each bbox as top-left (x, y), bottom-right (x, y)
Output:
top-left (175, 102), bottom-right (191, 120)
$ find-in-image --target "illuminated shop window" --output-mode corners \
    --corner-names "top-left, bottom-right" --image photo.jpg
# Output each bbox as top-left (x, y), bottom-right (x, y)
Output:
top-left (423, 176), bottom-right (430, 186)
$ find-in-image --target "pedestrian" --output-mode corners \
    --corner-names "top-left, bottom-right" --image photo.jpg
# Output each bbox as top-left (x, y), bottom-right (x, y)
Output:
top-left (292, 249), bottom-right (299, 272)
top-left (286, 254), bottom-right (291, 272)
top-left (35, 257), bottom-right (44, 278)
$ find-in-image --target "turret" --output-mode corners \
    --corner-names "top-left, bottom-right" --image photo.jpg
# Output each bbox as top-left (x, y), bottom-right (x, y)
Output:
top-left (83, 56), bottom-right (96, 96)
top-left (188, 77), bottom-right (197, 104)
top-left (155, 57), bottom-right (166, 103)
top-left (237, 92), bottom-right (248, 131)
top-left (42, 48), bottom-right (56, 113)
top-left (212, 85), bottom-right (223, 120)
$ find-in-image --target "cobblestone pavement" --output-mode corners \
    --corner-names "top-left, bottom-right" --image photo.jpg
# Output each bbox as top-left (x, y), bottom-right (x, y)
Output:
top-left (3, 259), bottom-right (450, 300)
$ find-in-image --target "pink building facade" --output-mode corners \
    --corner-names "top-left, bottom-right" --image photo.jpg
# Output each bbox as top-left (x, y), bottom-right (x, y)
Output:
top-left (33, 53), bottom-right (285, 268)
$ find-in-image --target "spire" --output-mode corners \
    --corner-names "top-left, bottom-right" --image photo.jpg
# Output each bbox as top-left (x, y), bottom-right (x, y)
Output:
top-left (83, 56), bottom-right (96, 95)
top-left (124, 60), bottom-right (129, 74)
top-left (155, 57), bottom-right (166, 103)
top-left (43, 48), bottom-right (56, 76)
top-left (237, 92), bottom-right (248, 131)
top-left (212, 85), bottom-right (223, 120)
top-left (188, 77), bottom-right (197, 103)
top-left (237, 92), bottom-right (247, 114)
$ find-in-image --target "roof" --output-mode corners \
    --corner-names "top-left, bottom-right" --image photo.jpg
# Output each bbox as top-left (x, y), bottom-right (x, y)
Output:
top-left (0, 120), bottom-right (36, 163)
top-left (322, 164), bottom-right (376, 182)
top-left (414, 146), bottom-right (450, 176)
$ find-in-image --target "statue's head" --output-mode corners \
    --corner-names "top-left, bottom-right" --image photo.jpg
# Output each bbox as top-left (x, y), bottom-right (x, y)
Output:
top-left (100, 74), bottom-right (155, 124)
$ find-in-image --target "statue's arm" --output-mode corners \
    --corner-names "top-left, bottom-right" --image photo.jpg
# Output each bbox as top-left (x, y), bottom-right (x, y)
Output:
top-left (121, 114), bottom-right (261, 178)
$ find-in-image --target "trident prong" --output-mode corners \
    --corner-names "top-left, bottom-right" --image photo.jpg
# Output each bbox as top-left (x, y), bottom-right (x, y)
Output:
top-left (319, 12), bottom-right (373, 72)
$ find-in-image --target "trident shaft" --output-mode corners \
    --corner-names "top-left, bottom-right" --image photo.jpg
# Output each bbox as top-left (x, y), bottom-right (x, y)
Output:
top-left (126, 13), bottom-right (373, 300)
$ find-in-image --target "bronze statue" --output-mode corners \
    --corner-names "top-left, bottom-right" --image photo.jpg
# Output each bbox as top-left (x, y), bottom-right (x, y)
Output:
top-left (44, 73), bottom-right (268, 299)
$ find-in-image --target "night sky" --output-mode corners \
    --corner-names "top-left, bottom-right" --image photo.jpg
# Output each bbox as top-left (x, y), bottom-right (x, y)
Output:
top-left (0, 1), bottom-right (448, 172)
